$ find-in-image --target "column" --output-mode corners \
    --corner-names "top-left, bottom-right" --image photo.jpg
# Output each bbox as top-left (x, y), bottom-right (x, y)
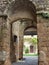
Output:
top-left (18, 22), bottom-right (24, 60)
top-left (0, 15), bottom-right (11, 65)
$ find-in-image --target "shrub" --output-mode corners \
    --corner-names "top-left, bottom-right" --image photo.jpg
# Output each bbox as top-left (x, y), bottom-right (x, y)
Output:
top-left (25, 47), bottom-right (29, 53)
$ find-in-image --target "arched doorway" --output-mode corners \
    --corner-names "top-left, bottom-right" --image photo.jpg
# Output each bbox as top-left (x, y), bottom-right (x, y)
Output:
top-left (10, 18), bottom-right (38, 65)
top-left (6, 0), bottom-right (37, 65)
top-left (0, 0), bottom-right (49, 65)
top-left (24, 26), bottom-right (37, 54)
top-left (23, 26), bottom-right (38, 64)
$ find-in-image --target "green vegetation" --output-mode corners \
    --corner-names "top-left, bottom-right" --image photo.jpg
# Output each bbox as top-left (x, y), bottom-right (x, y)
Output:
top-left (23, 36), bottom-right (38, 56)
top-left (37, 12), bottom-right (49, 18)
top-left (42, 13), bottom-right (49, 18)
top-left (23, 53), bottom-right (38, 56)
top-left (25, 47), bottom-right (29, 53)
top-left (32, 38), bottom-right (37, 45)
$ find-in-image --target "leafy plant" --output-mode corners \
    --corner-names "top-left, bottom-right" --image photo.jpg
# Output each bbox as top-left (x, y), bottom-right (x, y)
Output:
top-left (32, 38), bottom-right (37, 45)
top-left (25, 47), bottom-right (29, 53)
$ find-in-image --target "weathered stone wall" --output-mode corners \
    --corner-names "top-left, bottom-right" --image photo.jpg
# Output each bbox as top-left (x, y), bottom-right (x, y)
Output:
top-left (37, 15), bottom-right (49, 65)
top-left (0, 17), bottom-right (4, 65)
top-left (12, 21), bottom-right (21, 61)
top-left (0, 16), bottom-right (11, 65)
top-left (1, 0), bottom-right (49, 65)
top-left (0, 15), bottom-right (49, 65)
top-left (12, 20), bottom-right (26, 60)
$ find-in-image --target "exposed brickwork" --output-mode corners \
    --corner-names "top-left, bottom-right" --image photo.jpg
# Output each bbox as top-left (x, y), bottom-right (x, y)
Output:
top-left (0, 16), bottom-right (11, 65)
top-left (37, 15), bottom-right (49, 65)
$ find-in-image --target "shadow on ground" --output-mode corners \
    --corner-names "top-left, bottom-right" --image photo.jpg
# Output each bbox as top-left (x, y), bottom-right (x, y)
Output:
top-left (12, 56), bottom-right (38, 65)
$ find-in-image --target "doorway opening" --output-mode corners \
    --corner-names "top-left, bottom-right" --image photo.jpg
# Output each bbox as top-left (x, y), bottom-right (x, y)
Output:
top-left (10, 19), bottom-right (38, 65)
top-left (23, 27), bottom-right (38, 65)
top-left (23, 35), bottom-right (38, 57)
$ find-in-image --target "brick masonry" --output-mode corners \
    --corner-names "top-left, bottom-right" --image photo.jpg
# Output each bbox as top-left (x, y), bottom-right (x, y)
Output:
top-left (0, 16), bottom-right (11, 65)
top-left (0, 0), bottom-right (49, 65)
top-left (37, 15), bottom-right (49, 65)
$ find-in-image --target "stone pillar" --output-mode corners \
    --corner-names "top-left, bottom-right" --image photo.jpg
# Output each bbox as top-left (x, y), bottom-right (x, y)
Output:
top-left (18, 21), bottom-right (25, 60)
top-left (18, 31), bottom-right (24, 60)
top-left (0, 17), bottom-right (4, 65)
top-left (37, 16), bottom-right (49, 65)
top-left (10, 24), bottom-right (16, 62)
top-left (12, 21), bottom-right (21, 61)
top-left (12, 21), bottom-right (25, 60)
top-left (0, 15), bottom-right (11, 65)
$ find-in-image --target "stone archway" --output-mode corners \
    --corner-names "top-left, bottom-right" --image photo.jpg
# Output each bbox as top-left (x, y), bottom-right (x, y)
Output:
top-left (6, 0), bottom-right (37, 65)
top-left (1, 0), bottom-right (48, 65)
top-left (0, 0), bottom-right (49, 65)
top-left (10, 18), bottom-right (37, 61)
top-left (24, 26), bottom-right (37, 54)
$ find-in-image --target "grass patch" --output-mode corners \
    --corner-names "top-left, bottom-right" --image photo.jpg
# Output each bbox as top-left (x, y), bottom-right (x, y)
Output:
top-left (23, 53), bottom-right (38, 56)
